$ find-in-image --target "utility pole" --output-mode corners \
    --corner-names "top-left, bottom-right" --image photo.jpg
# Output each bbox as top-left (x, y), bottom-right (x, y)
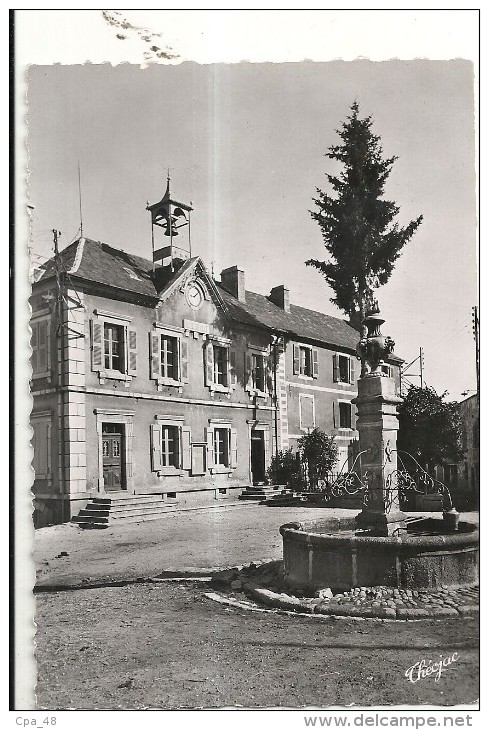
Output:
top-left (52, 229), bottom-right (66, 522)
top-left (401, 347), bottom-right (424, 394)
top-left (53, 229), bottom-right (62, 331)
top-left (472, 306), bottom-right (479, 401)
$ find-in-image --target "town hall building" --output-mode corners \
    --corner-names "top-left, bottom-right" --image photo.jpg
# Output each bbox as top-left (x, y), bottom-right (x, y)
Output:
top-left (30, 182), bottom-right (402, 527)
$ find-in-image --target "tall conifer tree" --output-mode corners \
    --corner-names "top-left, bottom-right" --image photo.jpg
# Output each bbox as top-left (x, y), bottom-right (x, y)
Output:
top-left (307, 102), bottom-right (423, 330)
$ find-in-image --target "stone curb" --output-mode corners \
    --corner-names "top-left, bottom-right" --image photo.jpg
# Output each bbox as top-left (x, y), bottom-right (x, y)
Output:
top-left (234, 582), bottom-right (479, 620)
top-left (34, 565), bottom-right (242, 593)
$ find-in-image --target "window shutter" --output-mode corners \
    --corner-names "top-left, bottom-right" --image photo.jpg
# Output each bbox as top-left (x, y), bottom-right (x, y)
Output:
top-left (150, 332), bottom-right (161, 380)
top-left (180, 338), bottom-right (189, 383)
top-left (181, 426), bottom-right (191, 470)
top-left (205, 427), bottom-right (215, 469)
top-left (91, 320), bottom-right (103, 370)
top-left (264, 429), bottom-right (270, 471)
top-left (350, 404), bottom-right (355, 430)
top-left (349, 357), bottom-right (355, 384)
top-left (230, 350), bottom-right (237, 387)
top-left (332, 401), bottom-right (336, 429)
top-left (245, 352), bottom-right (253, 392)
top-left (46, 321), bottom-right (51, 374)
top-left (293, 344), bottom-right (300, 375)
top-left (230, 428), bottom-right (238, 468)
top-left (150, 423), bottom-right (162, 472)
top-left (127, 328), bottom-right (137, 375)
top-left (205, 341), bottom-right (214, 386)
top-left (312, 348), bottom-right (319, 379)
top-left (266, 354), bottom-right (274, 394)
top-left (332, 353), bottom-right (339, 382)
top-left (31, 322), bottom-right (39, 371)
top-left (38, 320), bottom-right (48, 372)
top-left (224, 347), bottom-right (231, 388)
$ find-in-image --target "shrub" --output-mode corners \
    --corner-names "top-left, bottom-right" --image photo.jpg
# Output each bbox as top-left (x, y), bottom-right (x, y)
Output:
top-left (298, 428), bottom-right (339, 491)
top-left (267, 449), bottom-right (303, 490)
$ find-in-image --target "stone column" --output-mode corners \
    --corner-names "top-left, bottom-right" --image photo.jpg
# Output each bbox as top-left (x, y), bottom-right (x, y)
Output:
top-left (353, 303), bottom-right (407, 536)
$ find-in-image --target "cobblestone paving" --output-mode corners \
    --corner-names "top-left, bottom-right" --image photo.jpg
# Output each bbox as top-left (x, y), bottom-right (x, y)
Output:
top-left (210, 561), bottom-right (479, 620)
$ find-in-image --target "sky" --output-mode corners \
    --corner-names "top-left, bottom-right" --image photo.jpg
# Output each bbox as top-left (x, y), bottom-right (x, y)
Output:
top-left (23, 11), bottom-right (478, 402)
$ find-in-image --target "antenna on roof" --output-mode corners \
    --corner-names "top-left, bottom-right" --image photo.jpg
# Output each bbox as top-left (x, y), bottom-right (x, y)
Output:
top-left (77, 161), bottom-right (84, 238)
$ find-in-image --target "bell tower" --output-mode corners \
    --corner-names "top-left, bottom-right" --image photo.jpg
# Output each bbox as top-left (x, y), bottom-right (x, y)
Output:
top-left (147, 174), bottom-right (193, 271)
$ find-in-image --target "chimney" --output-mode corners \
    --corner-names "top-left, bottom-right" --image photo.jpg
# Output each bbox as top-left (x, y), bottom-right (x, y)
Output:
top-left (269, 284), bottom-right (290, 313)
top-left (220, 266), bottom-right (246, 302)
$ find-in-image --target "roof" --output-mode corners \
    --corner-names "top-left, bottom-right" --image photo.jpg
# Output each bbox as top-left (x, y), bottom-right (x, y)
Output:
top-left (38, 238), bottom-right (158, 299)
top-left (218, 285), bottom-right (361, 352)
top-left (37, 237), bottom-right (403, 359)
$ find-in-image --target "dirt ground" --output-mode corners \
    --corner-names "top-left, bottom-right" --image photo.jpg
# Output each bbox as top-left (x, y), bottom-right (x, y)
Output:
top-left (34, 505), bottom-right (480, 588)
top-left (35, 581), bottom-right (479, 710)
top-left (33, 506), bottom-right (480, 710)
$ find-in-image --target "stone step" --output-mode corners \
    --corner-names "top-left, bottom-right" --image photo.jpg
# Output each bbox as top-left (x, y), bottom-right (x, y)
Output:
top-left (72, 514), bottom-right (109, 528)
top-left (243, 485), bottom-right (284, 493)
top-left (92, 494), bottom-right (165, 505)
top-left (75, 508), bottom-right (110, 519)
top-left (72, 490), bottom-right (254, 528)
top-left (110, 505), bottom-right (179, 520)
top-left (109, 500), bottom-right (169, 513)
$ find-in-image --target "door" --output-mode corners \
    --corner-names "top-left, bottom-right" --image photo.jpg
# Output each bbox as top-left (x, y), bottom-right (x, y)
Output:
top-left (102, 424), bottom-right (124, 491)
top-left (251, 431), bottom-right (266, 485)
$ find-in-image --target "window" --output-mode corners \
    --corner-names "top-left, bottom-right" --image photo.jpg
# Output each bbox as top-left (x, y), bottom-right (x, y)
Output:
top-left (206, 423), bottom-right (238, 472)
top-left (252, 353), bottom-right (265, 391)
top-left (214, 345), bottom-right (228, 387)
top-left (104, 323), bottom-right (124, 372)
top-left (333, 354), bottom-right (354, 384)
top-left (92, 312), bottom-right (137, 380)
top-left (245, 347), bottom-right (269, 396)
top-left (151, 419), bottom-right (191, 474)
top-left (31, 317), bottom-right (50, 377)
top-left (299, 393), bottom-right (315, 431)
top-left (300, 347), bottom-right (312, 376)
top-left (161, 425), bottom-right (179, 467)
top-left (205, 339), bottom-right (235, 392)
top-left (339, 402), bottom-right (352, 429)
top-left (161, 335), bottom-right (178, 380)
top-left (214, 427), bottom-right (229, 466)
top-left (150, 328), bottom-right (187, 386)
top-left (339, 355), bottom-right (350, 383)
top-left (293, 344), bottom-right (319, 379)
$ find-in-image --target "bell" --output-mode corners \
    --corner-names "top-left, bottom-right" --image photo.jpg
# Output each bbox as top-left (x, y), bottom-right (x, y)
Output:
top-left (164, 223), bottom-right (178, 237)
top-left (164, 214), bottom-right (179, 236)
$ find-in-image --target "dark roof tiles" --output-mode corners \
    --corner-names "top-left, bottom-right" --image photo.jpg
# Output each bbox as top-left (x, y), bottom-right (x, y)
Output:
top-left (39, 238), bottom-right (157, 298)
top-left (218, 286), bottom-right (360, 351)
top-left (37, 237), bottom-right (402, 360)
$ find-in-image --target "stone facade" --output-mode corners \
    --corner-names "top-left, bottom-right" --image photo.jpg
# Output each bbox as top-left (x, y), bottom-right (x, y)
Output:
top-left (30, 237), bottom-right (403, 526)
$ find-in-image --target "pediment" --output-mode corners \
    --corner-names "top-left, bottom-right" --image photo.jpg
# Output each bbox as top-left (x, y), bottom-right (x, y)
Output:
top-left (157, 257), bottom-right (227, 315)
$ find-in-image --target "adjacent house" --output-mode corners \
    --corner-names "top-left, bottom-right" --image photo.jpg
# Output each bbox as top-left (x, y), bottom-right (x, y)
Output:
top-left (455, 393), bottom-right (479, 508)
top-left (30, 188), bottom-right (403, 527)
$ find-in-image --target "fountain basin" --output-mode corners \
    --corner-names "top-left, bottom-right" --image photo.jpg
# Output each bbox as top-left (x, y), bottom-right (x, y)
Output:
top-left (280, 518), bottom-right (479, 593)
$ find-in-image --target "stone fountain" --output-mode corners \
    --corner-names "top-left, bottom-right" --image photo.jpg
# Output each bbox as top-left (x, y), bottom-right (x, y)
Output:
top-left (280, 303), bottom-right (479, 593)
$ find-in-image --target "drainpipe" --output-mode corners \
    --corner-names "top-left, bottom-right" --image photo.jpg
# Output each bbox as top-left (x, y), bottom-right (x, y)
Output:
top-left (271, 334), bottom-right (279, 457)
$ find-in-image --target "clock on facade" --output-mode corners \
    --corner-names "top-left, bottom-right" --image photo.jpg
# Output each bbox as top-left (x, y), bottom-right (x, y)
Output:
top-left (186, 281), bottom-right (205, 310)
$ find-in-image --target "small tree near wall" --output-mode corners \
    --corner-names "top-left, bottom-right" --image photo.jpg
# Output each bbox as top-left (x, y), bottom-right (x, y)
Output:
top-left (397, 386), bottom-right (464, 471)
top-left (298, 428), bottom-right (339, 492)
top-left (267, 448), bottom-right (303, 490)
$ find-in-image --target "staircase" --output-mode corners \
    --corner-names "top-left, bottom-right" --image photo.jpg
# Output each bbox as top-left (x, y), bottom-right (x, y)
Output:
top-left (238, 484), bottom-right (291, 502)
top-left (72, 494), bottom-right (180, 529)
